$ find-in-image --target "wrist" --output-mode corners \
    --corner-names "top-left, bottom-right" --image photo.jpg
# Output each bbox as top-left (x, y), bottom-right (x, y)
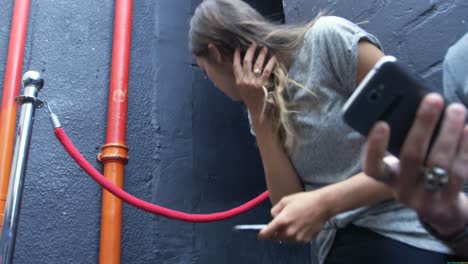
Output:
top-left (309, 189), bottom-right (336, 220)
top-left (420, 193), bottom-right (468, 249)
top-left (247, 107), bottom-right (261, 122)
top-left (250, 110), bottom-right (273, 130)
top-left (245, 102), bottom-right (264, 119)
top-left (421, 219), bottom-right (468, 250)
top-left (427, 193), bottom-right (468, 236)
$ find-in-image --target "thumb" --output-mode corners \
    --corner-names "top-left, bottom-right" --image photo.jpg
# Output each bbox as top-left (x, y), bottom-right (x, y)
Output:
top-left (363, 122), bottom-right (391, 182)
top-left (258, 217), bottom-right (283, 240)
top-left (271, 200), bottom-right (287, 217)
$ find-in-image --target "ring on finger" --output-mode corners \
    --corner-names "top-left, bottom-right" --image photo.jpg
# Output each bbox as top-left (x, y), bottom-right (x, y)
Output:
top-left (421, 166), bottom-right (449, 192)
top-left (253, 68), bottom-right (262, 77)
top-left (380, 162), bottom-right (396, 183)
top-left (380, 156), bottom-right (399, 183)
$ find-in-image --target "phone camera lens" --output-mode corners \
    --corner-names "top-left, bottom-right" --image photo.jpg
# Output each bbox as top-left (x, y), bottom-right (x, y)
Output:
top-left (368, 90), bottom-right (380, 102)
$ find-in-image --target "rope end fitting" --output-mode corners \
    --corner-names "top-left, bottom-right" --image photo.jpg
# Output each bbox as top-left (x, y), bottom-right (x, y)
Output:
top-left (44, 102), bottom-right (62, 128)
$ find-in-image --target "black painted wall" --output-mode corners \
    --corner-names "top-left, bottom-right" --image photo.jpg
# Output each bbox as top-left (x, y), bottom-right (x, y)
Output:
top-left (284, 0), bottom-right (468, 92)
top-left (0, 0), bottom-right (310, 263)
top-left (1, 0), bottom-right (467, 263)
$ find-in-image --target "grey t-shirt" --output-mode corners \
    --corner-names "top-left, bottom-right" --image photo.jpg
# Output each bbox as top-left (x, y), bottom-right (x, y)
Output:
top-left (443, 32), bottom-right (468, 105)
top-left (443, 32), bottom-right (468, 194)
top-left (250, 16), bottom-right (451, 263)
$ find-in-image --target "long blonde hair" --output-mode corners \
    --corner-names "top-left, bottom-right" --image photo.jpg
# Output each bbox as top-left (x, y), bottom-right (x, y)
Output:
top-left (189, 0), bottom-right (320, 151)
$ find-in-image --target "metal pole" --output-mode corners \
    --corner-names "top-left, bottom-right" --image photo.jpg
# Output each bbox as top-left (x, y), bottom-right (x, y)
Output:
top-left (0, 71), bottom-right (44, 264)
top-left (0, 0), bottom-right (32, 232)
top-left (99, 1), bottom-right (132, 262)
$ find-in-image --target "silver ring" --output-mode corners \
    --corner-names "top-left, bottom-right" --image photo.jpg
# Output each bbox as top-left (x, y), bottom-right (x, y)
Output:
top-left (253, 68), bottom-right (262, 77)
top-left (377, 162), bottom-right (395, 184)
top-left (422, 166), bottom-right (449, 192)
top-left (380, 156), bottom-right (399, 184)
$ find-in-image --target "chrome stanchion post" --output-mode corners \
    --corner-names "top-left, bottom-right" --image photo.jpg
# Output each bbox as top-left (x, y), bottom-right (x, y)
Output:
top-left (0, 71), bottom-right (44, 264)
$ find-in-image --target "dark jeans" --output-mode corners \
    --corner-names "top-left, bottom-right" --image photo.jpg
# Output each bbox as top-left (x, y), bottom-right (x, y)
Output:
top-left (325, 224), bottom-right (466, 264)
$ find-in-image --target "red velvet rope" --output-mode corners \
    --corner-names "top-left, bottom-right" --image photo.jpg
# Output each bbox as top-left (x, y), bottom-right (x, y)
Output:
top-left (54, 127), bottom-right (269, 223)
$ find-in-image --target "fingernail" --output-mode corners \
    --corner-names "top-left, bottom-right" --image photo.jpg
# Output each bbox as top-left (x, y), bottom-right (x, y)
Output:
top-left (373, 122), bottom-right (388, 136)
top-left (448, 104), bottom-right (466, 120)
top-left (423, 94), bottom-right (443, 111)
top-left (373, 126), bottom-right (385, 136)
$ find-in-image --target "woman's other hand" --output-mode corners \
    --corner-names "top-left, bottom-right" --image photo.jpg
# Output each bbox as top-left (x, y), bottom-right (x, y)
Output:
top-left (233, 44), bottom-right (276, 116)
top-left (258, 190), bottom-right (332, 243)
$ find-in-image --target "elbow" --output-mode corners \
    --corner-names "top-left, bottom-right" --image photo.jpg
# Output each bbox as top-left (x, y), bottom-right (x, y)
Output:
top-left (269, 196), bottom-right (281, 206)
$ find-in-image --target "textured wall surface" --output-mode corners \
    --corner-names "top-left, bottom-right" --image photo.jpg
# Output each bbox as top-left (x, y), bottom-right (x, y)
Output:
top-left (284, 0), bottom-right (468, 91)
top-left (0, 0), bottom-right (310, 263)
top-left (1, 0), bottom-right (467, 263)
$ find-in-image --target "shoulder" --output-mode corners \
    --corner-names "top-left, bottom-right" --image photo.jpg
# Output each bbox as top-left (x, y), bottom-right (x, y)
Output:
top-left (306, 16), bottom-right (362, 42)
top-left (444, 33), bottom-right (468, 75)
top-left (446, 33), bottom-right (468, 62)
top-left (302, 15), bottom-right (382, 56)
top-left (443, 33), bottom-right (468, 100)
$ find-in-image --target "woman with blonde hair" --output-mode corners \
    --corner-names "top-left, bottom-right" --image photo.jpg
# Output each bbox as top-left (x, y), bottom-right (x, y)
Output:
top-left (190, 0), bottom-right (454, 262)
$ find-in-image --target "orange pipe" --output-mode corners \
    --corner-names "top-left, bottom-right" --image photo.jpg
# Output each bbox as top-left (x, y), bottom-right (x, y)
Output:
top-left (0, 0), bottom-right (31, 232)
top-left (98, 0), bottom-right (132, 263)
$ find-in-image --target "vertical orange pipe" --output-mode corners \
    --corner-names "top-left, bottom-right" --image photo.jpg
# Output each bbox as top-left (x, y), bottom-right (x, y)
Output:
top-left (0, 0), bottom-right (31, 232)
top-left (98, 0), bottom-right (132, 263)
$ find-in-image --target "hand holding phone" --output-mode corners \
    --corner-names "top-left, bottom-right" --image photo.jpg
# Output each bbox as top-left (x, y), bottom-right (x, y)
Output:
top-left (342, 56), bottom-right (451, 157)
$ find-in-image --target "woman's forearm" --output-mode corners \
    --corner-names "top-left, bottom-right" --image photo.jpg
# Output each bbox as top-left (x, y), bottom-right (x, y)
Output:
top-left (251, 114), bottom-right (304, 205)
top-left (252, 118), bottom-right (393, 208)
top-left (318, 172), bottom-right (394, 217)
